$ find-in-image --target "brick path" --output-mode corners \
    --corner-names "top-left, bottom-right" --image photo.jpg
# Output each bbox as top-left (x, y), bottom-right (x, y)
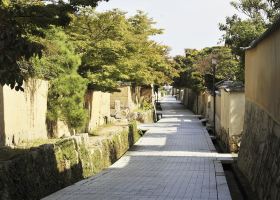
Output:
top-left (43, 96), bottom-right (232, 200)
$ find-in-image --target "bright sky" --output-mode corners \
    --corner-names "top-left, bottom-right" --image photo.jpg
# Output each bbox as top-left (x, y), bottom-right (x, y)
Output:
top-left (96, 0), bottom-right (241, 56)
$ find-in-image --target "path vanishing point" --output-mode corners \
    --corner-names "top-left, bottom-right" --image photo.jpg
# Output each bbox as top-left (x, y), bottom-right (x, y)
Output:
top-left (43, 96), bottom-right (232, 200)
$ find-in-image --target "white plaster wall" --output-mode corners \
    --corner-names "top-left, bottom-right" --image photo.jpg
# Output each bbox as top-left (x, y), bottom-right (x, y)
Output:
top-left (0, 87), bottom-right (4, 146)
top-left (229, 92), bottom-right (245, 136)
top-left (221, 90), bottom-right (230, 132)
top-left (87, 91), bottom-right (110, 132)
top-left (1, 79), bottom-right (48, 146)
top-left (215, 93), bottom-right (222, 134)
top-left (206, 94), bottom-right (214, 124)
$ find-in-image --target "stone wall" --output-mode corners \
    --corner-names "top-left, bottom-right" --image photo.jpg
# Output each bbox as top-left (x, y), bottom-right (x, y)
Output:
top-left (86, 90), bottom-right (111, 133)
top-left (0, 123), bottom-right (141, 200)
top-left (228, 92), bottom-right (245, 145)
top-left (0, 79), bottom-right (48, 146)
top-left (238, 100), bottom-right (280, 200)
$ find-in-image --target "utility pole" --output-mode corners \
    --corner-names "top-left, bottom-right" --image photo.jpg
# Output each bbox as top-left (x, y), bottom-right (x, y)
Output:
top-left (212, 57), bottom-right (217, 135)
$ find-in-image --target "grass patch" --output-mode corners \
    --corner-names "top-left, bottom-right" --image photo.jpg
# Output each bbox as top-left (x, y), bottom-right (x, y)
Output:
top-left (18, 138), bottom-right (60, 148)
top-left (89, 123), bottom-right (128, 137)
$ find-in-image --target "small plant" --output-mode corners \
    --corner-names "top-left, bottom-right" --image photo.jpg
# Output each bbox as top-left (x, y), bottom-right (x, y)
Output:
top-left (141, 99), bottom-right (153, 111)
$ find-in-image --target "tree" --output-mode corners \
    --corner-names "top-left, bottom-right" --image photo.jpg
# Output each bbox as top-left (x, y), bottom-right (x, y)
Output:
top-left (172, 49), bottom-right (206, 93)
top-left (30, 27), bottom-right (88, 133)
top-left (230, 0), bottom-right (280, 23)
top-left (0, 0), bottom-right (107, 90)
top-left (219, 0), bottom-right (280, 80)
top-left (172, 46), bottom-right (239, 92)
top-left (172, 49), bottom-right (199, 89)
top-left (68, 9), bottom-right (177, 92)
top-left (195, 46), bottom-right (240, 81)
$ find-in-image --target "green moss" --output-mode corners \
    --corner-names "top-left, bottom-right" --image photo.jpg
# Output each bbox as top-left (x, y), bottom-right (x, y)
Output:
top-left (91, 148), bottom-right (104, 174)
top-left (78, 143), bottom-right (93, 178)
top-left (0, 122), bottom-right (145, 200)
top-left (19, 139), bottom-right (60, 148)
top-left (129, 121), bottom-right (142, 146)
top-left (88, 123), bottom-right (114, 136)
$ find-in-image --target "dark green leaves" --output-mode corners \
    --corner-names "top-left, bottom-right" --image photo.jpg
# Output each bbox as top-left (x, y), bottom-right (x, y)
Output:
top-left (0, 0), bottom-right (105, 90)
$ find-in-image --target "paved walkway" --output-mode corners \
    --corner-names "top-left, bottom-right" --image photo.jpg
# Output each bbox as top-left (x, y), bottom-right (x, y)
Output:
top-left (43, 96), bottom-right (232, 200)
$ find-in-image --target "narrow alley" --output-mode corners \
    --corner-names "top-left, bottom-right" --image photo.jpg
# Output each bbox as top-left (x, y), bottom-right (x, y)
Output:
top-left (43, 96), bottom-right (232, 200)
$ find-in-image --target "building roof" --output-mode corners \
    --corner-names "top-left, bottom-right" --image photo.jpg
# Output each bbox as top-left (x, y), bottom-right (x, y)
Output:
top-left (216, 80), bottom-right (244, 92)
top-left (245, 17), bottom-right (280, 50)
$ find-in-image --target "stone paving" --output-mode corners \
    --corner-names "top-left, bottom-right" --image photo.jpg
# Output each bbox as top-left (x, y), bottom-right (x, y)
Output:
top-left (43, 96), bottom-right (232, 200)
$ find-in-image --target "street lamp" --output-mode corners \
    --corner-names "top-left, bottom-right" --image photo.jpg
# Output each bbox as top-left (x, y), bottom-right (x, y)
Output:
top-left (212, 57), bottom-right (217, 135)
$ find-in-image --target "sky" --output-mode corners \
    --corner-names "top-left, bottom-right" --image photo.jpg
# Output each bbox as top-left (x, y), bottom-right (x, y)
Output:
top-left (96, 0), bottom-right (241, 56)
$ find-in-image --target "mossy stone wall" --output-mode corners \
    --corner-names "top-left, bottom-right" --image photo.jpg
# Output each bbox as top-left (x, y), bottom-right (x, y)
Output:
top-left (0, 123), bottom-right (140, 200)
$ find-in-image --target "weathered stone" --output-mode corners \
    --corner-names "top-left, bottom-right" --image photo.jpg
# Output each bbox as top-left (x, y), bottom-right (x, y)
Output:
top-left (238, 100), bottom-right (280, 200)
top-left (0, 122), bottom-right (141, 200)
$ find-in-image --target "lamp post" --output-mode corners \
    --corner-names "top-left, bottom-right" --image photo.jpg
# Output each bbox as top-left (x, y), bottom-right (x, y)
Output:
top-left (212, 57), bottom-right (217, 135)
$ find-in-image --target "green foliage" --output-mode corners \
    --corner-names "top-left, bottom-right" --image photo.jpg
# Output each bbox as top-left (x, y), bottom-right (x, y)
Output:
top-left (30, 27), bottom-right (81, 79)
top-left (172, 49), bottom-right (207, 93)
top-left (219, 15), bottom-right (266, 60)
top-left (195, 46), bottom-right (240, 80)
top-left (0, 0), bottom-right (106, 90)
top-left (219, 0), bottom-right (280, 80)
top-left (172, 49), bottom-right (200, 89)
top-left (0, 3), bottom-right (43, 91)
top-left (68, 9), bottom-right (177, 92)
top-left (190, 72), bottom-right (205, 93)
top-left (173, 46), bottom-right (239, 92)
